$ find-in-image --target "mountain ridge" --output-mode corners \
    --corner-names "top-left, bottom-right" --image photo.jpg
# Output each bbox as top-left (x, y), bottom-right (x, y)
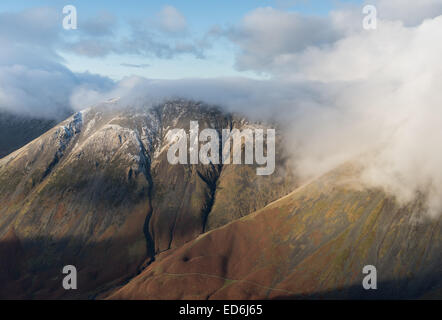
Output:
top-left (0, 99), bottom-right (297, 299)
top-left (106, 163), bottom-right (441, 299)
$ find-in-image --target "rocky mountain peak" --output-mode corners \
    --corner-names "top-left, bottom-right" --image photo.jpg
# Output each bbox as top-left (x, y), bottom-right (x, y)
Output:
top-left (0, 99), bottom-right (296, 299)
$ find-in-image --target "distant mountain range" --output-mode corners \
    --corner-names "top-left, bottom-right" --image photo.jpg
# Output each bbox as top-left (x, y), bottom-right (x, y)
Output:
top-left (0, 111), bottom-right (61, 158)
top-left (0, 100), bottom-right (440, 299)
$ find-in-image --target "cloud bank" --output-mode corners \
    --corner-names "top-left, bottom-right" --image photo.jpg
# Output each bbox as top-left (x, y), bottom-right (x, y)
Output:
top-left (0, 5), bottom-right (202, 118)
top-left (0, 7), bottom-right (114, 119)
top-left (70, 4), bottom-right (442, 217)
top-left (3, 2), bottom-right (442, 217)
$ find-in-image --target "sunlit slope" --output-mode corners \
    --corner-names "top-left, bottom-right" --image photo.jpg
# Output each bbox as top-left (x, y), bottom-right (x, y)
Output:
top-left (108, 164), bottom-right (441, 300)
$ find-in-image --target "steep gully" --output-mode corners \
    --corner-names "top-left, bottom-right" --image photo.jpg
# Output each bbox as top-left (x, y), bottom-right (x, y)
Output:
top-left (95, 124), bottom-right (227, 298)
top-left (32, 112), bottom-right (231, 297)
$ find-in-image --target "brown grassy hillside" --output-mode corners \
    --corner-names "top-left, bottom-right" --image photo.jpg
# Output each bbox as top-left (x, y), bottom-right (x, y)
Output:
top-left (107, 164), bottom-right (441, 300)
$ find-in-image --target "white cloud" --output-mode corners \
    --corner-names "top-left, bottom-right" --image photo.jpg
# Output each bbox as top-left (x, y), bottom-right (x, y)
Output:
top-left (157, 5), bottom-right (188, 33)
top-left (0, 5), bottom-right (202, 118)
top-left (80, 11), bottom-right (117, 36)
top-left (3, 3), bottom-right (442, 218)
top-left (229, 9), bottom-right (442, 218)
top-left (0, 7), bottom-right (60, 44)
top-left (372, 0), bottom-right (442, 26)
top-left (228, 7), bottom-right (343, 72)
top-left (65, 6), bottom-right (204, 59)
top-left (70, 8), bottom-right (442, 218)
top-left (0, 8), bottom-right (114, 119)
top-left (0, 55), bottom-right (114, 118)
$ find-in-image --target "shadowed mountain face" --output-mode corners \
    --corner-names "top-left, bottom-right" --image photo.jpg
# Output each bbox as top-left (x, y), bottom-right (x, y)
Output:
top-left (0, 100), bottom-right (296, 299)
top-left (0, 111), bottom-right (61, 158)
top-left (106, 164), bottom-right (441, 300)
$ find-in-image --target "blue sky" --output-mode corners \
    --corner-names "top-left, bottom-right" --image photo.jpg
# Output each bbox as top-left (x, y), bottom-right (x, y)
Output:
top-left (0, 0), bottom-right (363, 80)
